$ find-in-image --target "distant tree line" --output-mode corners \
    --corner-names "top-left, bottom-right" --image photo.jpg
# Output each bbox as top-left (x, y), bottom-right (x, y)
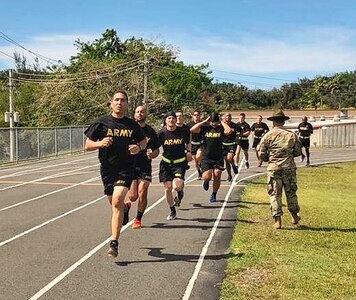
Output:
top-left (0, 29), bottom-right (355, 127)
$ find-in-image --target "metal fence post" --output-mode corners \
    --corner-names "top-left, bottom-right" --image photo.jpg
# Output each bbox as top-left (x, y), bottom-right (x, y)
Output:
top-left (83, 127), bottom-right (86, 152)
top-left (37, 128), bottom-right (41, 159)
top-left (54, 127), bottom-right (58, 156)
top-left (15, 127), bottom-right (19, 162)
top-left (69, 126), bottom-right (72, 153)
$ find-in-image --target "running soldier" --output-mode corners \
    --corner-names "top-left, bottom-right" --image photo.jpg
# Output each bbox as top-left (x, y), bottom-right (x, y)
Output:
top-left (235, 113), bottom-right (251, 168)
top-left (187, 110), bottom-right (204, 179)
top-left (176, 111), bottom-right (190, 133)
top-left (84, 90), bottom-right (147, 257)
top-left (190, 112), bottom-right (233, 202)
top-left (298, 116), bottom-right (313, 166)
top-left (128, 106), bottom-right (160, 229)
top-left (257, 110), bottom-right (302, 229)
top-left (158, 111), bottom-right (192, 220)
top-left (251, 115), bottom-right (269, 167)
top-left (222, 112), bottom-right (241, 182)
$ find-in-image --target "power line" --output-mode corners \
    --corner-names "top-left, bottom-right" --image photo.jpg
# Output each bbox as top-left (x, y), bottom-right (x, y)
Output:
top-left (213, 76), bottom-right (280, 88)
top-left (11, 64), bottom-right (142, 85)
top-left (209, 69), bottom-right (294, 82)
top-left (151, 64), bottom-right (206, 77)
top-left (0, 31), bottom-right (60, 65)
top-left (13, 58), bottom-right (143, 78)
top-left (0, 49), bottom-right (13, 59)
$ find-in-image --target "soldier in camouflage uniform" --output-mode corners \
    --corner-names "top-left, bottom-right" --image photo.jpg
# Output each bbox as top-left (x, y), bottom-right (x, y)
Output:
top-left (257, 110), bottom-right (302, 229)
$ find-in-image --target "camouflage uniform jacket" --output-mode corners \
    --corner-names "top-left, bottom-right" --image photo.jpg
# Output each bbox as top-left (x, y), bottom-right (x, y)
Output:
top-left (257, 125), bottom-right (302, 171)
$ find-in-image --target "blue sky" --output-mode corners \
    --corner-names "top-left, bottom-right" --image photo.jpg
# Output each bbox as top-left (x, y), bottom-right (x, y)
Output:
top-left (1, 0), bottom-right (356, 89)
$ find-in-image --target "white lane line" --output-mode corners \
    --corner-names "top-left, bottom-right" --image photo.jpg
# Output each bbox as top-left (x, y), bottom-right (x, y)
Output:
top-left (28, 171), bottom-right (198, 300)
top-left (0, 155), bottom-right (97, 179)
top-left (0, 163), bottom-right (99, 192)
top-left (0, 195), bottom-right (106, 247)
top-left (182, 167), bottom-right (263, 300)
top-left (0, 176), bottom-right (100, 212)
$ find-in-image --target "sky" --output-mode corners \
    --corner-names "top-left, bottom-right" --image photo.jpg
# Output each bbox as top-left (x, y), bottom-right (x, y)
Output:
top-left (1, 0), bottom-right (356, 89)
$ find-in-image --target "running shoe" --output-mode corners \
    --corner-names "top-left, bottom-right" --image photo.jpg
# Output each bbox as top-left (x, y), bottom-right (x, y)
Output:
top-left (209, 193), bottom-right (217, 203)
top-left (123, 202), bottom-right (131, 225)
top-left (306, 161), bottom-right (310, 167)
top-left (107, 240), bottom-right (118, 257)
top-left (232, 164), bottom-right (239, 174)
top-left (132, 218), bottom-right (142, 229)
top-left (167, 210), bottom-right (177, 220)
top-left (245, 161), bottom-right (250, 169)
top-left (227, 175), bottom-right (233, 182)
top-left (203, 180), bottom-right (209, 191)
top-left (291, 213), bottom-right (301, 225)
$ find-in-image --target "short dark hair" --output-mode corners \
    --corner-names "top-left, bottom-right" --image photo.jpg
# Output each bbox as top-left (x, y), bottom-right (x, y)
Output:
top-left (240, 113), bottom-right (246, 117)
top-left (112, 90), bottom-right (128, 101)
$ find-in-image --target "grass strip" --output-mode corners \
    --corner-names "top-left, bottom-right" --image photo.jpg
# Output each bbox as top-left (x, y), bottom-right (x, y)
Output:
top-left (221, 162), bottom-right (356, 300)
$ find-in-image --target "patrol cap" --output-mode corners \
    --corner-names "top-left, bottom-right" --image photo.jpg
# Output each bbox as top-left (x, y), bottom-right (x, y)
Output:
top-left (210, 112), bottom-right (220, 122)
top-left (267, 110), bottom-right (290, 121)
top-left (165, 111), bottom-right (177, 119)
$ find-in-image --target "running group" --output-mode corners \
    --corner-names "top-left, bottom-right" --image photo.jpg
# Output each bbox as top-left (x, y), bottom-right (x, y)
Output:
top-left (84, 90), bottom-right (312, 257)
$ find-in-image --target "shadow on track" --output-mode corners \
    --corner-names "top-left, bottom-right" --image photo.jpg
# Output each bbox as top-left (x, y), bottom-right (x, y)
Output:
top-left (116, 247), bottom-right (241, 266)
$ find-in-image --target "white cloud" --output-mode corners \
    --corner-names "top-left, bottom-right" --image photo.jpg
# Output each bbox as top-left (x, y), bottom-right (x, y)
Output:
top-left (0, 33), bottom-right (97, 68)
top-left (178, 27), bottom-right (356, 74)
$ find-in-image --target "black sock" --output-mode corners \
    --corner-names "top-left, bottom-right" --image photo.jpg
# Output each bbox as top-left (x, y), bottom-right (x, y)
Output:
top-left (170, 205), bottom-right (176, 213)
top-left (212, 192), bottom-right (217, 197)
top-left (136, 211), bottom-right (144, 221)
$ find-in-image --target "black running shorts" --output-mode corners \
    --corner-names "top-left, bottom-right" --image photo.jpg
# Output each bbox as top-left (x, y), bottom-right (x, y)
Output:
top-left (222, 144), bottom-right (237, 156)
top-left (252, 137), bottom-right (261, 149)
top-left (200, 157), bottom-right (225, 173)
top-left (132, 162), bottom-right (152, 182)
top-left (191, 143), bottom-right (203, 156)
top-left (300, 138), bottom-right (311, 148)
top-left (100, 165), bottom-right (134, 195)
top-left (236, 139), bottom-right (249, 150)
top-left (159, 161), bottom-right (187, 182)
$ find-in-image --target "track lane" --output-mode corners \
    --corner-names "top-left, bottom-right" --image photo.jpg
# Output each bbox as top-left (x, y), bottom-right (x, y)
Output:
top-left (0, 147), bottom-right (355, 300)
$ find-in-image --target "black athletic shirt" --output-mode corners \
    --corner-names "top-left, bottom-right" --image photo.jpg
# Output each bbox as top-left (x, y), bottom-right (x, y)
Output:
top-left (236, 121), bottom-right (251, 138)
top-left (298, 122), bottom-right (313, 137)
top-left (135, 124), bottom-right (160, 164)
top-left (84, 115), bottom-right (145, 167)
top-left (187, 121), bottom-right (204, 143)
top-left (251, 122), bottom-right (269, 138)
top-left (223, 121), bottom-right (242, 143)
top-left (158, 126), bottom-right (190, 161)
top-left (201, 125), bottom-right (225, 159)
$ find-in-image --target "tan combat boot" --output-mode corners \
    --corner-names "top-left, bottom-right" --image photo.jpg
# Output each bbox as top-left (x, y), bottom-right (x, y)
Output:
top-left (291, 213), bottom-right (301, 224)
top-left (273, 216), bottom-right (281, 229)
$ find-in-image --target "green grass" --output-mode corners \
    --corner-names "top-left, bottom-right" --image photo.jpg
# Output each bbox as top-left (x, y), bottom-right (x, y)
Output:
top-left (221, 162), bottom-right (356, 300)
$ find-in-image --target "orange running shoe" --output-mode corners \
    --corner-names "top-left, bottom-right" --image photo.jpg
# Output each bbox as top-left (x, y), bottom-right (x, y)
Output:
top-left (132, 218), bottom-right (142, 229)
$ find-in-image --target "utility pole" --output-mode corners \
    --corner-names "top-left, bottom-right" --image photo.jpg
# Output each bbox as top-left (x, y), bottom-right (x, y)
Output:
top-left (143, 53), bottom-right (148, 105)
top-left (9, 69), bottom-right (15, 162)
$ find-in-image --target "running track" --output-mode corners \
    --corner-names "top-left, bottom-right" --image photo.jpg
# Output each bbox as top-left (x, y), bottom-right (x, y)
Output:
top-left (1, 147), bottom-right (356, 300)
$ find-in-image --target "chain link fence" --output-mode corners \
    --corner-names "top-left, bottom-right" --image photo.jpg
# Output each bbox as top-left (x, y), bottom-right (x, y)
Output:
top-left (0, 126), bottom-right (87, 164)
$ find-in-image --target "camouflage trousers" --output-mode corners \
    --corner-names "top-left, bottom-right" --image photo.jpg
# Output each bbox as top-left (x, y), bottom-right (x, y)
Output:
top-left (267, 169), bottom-right (300, 217)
